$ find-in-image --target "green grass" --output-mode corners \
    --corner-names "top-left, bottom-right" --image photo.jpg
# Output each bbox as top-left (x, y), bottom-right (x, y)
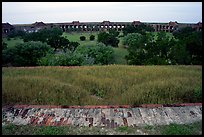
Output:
top-left (113, 47), bottom-right (128, 64)
top-left (62, 32), bottom-right (99, 46)
top-left (160, 121), bottom-right (202, 135)
top-left (115, 126), bottom-right (135, 133)
top-left (3, 37), bottom-right (24, 48)
top-left (2, 65), bottom-right (202, 106)
top-left (2, 121), bottom-right (202, 135)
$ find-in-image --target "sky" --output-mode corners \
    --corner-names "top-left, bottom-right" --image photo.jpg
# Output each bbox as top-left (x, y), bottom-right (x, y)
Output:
top-left (2, 2), bottom-right (202, 24)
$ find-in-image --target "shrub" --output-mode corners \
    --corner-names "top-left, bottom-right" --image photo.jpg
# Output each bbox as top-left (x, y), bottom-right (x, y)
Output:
top-left (80, 36), bottom-right (86, 41)
top-left (38, 52), bottom-right (84, 66)
top-left (193, 86), bottom-right (202, 102)
top-left (89, 35), bottom-right (95, 41)
top-left (97, 32), bottom-right (119, 47)
top-left (68, 41), bottom-right (80, 52)
top-left (75, 43), bottom-right (114, 65)
top-left (7, 30), bottom-right (26, 38)
top-left (2, 41), bottom-right (7, 50)
top-left (2, 41), bottom-right (52, 66)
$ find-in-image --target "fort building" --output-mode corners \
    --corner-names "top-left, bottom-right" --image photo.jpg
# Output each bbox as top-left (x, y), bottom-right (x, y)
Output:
top-left (2, 21), bottom-right (202, 36)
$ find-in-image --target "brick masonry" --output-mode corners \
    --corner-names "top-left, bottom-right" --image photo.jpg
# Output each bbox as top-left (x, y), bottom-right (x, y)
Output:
top-left (2, 103), bottom-right (202, 128)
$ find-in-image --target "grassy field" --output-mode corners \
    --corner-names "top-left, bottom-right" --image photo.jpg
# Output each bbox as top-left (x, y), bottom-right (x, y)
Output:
top-left (2, 121), bottom-right (202, 135)
top-left (62, 32), bottom-right (99, 46)
top-left (2, 65), bottom-right (202, 106)
top-left (113, 47), bottom-right (128, 64)
top-left (3, 37), bottom-right (24, 48)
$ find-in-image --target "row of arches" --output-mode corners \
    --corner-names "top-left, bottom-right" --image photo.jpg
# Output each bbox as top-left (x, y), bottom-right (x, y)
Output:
top-left (59, 24), bottom-right (127, 32)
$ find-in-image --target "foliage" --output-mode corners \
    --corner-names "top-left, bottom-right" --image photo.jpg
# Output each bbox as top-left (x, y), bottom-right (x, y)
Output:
top-left (75, 43), bottom-right (114, 65)
top-left (97, 31), bottom-right (119, 47)
top-left (115, 126), bottom-right (134, 133)
top-left (122, 23), bottom-right (154, 35)
top-left (161, 123), bottom-right (196, 135)
top-left (22, 27), bottom-right (70, 51)
top-left (193, 86), bottom-right (202, 102)
top-left (7, 30), bottom-right (26, 38)
top-left (89, 35), bottom-right (95, 41)
top-left (108, 29), bottom-right (120, 37)
top-left (172, 27), bottom-right (202, 64)
top-left (125, 30), bottom-right (202, 65)
top-left (80, 36), bottom-right (86, 41)
top-left (112, 47), bottom-right (128, 65)
top-left (38, 43), bottom-right (114, 66)
top-left (37, 52), bottom-right (84, 66)
top-left (123, 33), bottom-right (146, 65)
top-left (173, 27), bottom-right (195, 39)
top-left (2, 40), bottom-right (7, 50)
top-left (2, 41), bottom-right (52, 66)
top-left (122, 25), bottom-right (137, 35)
top-left (68, 41), bottom-right (80, 52)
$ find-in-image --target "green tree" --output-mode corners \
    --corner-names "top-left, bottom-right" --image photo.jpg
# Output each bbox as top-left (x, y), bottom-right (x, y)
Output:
top-left (109, 29), bottom-right (120, 37)
top-left (169, 40), bottom-right (191, 64)
top-left (124, 33), bottom-right (146, 65)
top-left (89, 35), bottom-right (95, 41)
top-left (76, 43), bottom-right (114, 65)
top-left (122, 25), bottom-right (137, 35)
top-left (173, 27), bottom-right (202, 65)
top-left (122, 23), bottom-right (154, 36)
top-left (97, 31), bottom-right (119, 47)
top-left (7, 30), bottom-right (26, 38)
top-left (2, 41), bottom-right (7, 51)
top-left (173, 27), bottom-right (195, 40)
top-left (2, 41), bottom-right (52, 66)
top-left (125, 32), bottom-right (178, 65)
top-left (184, 31), bottom-right (202, 64)
top-left (68, 41), bottom-right (80, 52)
top-left (80, 36), bottom-right (86, 41)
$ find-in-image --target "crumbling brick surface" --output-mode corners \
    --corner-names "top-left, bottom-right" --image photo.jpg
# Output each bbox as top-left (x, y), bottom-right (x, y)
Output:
top-left (2, 103), bottom-right (202, 127)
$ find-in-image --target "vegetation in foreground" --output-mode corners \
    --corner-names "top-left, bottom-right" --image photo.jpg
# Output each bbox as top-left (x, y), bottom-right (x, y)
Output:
top-left (2, 121), bottom-right (202, 135)
top-left (2, 65), bottom-right (202, 106)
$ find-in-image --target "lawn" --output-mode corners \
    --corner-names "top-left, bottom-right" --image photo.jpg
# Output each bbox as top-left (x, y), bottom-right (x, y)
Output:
top-left (62, 32), bottom-right (99, 46)
top-left (3, 37), bottom-right (24, 48)
top-left (2, 65), bottom-right (202, 106)
top-left (112, 47), bottom-right (128, 64)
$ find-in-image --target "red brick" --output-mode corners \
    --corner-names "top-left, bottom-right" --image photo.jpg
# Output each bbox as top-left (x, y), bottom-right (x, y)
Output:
top-left (32, 117), bottom-right (40, 125)
top-left (45, 116), bottom-right (53, 126)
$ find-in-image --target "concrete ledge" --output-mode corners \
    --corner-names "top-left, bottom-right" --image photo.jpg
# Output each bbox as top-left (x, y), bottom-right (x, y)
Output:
top-left (2, 103), bottom-right (202, 127)
top-left (2, 103), bottom-right (202, 109)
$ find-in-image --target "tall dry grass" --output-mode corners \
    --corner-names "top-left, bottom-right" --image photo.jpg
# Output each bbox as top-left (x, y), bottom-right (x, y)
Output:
top-left (2, 65), bottom-right (202, 106)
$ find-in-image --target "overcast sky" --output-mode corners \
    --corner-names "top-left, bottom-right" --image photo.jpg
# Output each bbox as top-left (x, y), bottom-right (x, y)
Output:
top-left (2, 2), bottom-right (202, 24)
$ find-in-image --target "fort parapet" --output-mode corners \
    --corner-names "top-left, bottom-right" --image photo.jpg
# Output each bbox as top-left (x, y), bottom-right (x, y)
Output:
top-left (2, 21), bottom-right (202, 35)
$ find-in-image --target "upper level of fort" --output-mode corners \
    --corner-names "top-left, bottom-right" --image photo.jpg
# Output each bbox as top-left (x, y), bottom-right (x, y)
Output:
top-left (2, 21), bottom-right (202, 35)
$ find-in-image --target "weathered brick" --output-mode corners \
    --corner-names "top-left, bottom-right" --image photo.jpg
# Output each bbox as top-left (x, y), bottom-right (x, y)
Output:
top-left (123, 118), bottom-right (128, 126)
top-left (45, 116), bottom-right (53, 126)
top-left (21, 109), bottom-right (29, 118)
top-left (88, 117), bottom-right (93, 127)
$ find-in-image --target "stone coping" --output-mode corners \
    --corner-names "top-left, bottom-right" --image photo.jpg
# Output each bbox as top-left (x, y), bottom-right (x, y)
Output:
top-left (2, 103), bottom-right (202, 109)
